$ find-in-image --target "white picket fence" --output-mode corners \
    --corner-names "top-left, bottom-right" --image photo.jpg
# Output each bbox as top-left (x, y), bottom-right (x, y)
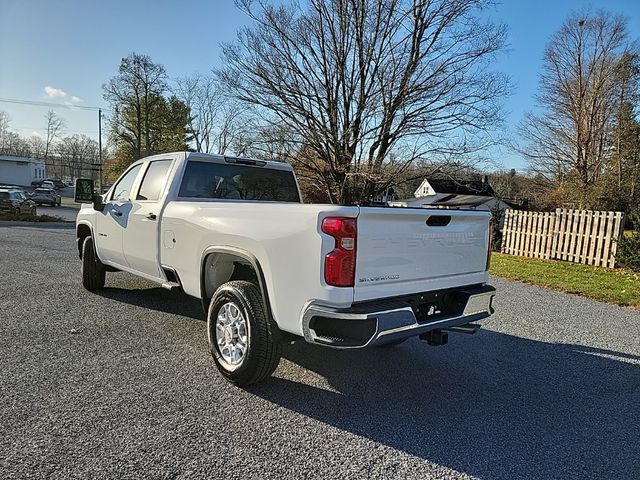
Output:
top-left (501, 208), bottom-right (625, 268)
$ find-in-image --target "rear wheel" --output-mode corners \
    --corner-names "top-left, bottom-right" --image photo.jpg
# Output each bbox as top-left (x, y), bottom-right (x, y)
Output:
top-left (207, 280), bottom-right (281, 386)
top-left (82, 236), bottom-right (105, 290)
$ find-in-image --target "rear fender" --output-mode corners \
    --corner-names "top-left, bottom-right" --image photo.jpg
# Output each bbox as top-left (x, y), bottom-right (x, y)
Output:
top-left (200, 246), bottom-right (278, 332)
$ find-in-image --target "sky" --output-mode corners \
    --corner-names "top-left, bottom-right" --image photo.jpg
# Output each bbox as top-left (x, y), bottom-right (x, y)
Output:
top-left (0, 0), bottom-right (639, 170)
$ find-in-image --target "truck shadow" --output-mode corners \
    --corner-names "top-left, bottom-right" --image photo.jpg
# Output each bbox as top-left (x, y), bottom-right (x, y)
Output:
top-left (96, 285), bottom-right (203, 321)
top-left (250, 330), bottom-right (640, 479)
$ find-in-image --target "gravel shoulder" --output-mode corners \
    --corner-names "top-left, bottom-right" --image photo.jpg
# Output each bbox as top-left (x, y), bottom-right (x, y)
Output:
top-left (0, 225), bottom-right (638, 480)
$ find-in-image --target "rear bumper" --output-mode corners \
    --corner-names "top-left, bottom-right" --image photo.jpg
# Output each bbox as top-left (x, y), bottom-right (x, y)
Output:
top-left (302, 284), bottom-right (495, 349)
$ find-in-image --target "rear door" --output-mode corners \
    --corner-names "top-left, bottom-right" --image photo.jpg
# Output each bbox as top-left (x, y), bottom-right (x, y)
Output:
top-left (353, 207), bottom-right (490, 302)
top-left (122, 159), bottom-right (173, 278)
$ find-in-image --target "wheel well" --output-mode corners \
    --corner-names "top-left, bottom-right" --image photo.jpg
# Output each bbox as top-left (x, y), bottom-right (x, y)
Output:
top-left (202, 252), bottom-right (260, 303)
top-left (77, 224), bottom-right (92, 258)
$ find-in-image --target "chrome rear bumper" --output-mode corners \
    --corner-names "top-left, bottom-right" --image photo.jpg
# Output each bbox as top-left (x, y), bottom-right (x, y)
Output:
top-left (302, 284), bottom-right (495, 349)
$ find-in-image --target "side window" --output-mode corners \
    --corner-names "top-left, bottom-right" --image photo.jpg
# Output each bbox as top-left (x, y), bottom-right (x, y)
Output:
top-left (111, 164), bottom-right (142, 202)
top-left (136, 160), bottom-right (172, 201)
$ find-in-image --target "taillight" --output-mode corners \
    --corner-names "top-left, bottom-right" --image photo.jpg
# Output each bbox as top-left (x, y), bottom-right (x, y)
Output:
top-left (321, 217), bottom-right (357, 287)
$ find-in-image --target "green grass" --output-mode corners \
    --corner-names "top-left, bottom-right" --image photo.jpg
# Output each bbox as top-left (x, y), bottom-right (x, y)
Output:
top-left (490, 253), bottom-right (640, 309)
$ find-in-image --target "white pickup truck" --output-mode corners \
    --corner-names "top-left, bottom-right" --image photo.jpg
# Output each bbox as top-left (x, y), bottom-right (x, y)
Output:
top-left (75, 152), bottom-right (495, 385)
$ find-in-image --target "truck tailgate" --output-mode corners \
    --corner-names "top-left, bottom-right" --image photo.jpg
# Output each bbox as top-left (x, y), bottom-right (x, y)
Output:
top-left (353, 207), bottom-right (490, 302)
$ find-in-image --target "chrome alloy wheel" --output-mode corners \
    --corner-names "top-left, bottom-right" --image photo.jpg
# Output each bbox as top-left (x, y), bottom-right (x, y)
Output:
top-left (215, 302), bottom-right (249, 367)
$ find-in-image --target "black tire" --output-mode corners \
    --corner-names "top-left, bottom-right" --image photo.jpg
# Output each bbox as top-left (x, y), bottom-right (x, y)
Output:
top-left (208, 280), bottom-right (281, 386)
top-left (82, 236), bottom-right (105, 290)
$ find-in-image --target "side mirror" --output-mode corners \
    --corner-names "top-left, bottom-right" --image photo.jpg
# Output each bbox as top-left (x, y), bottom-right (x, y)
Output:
top-left (74, 179), bottom-right (95, 203)
top-left (74, 178), bottom-right (105, 212)
top-left (92, 194), bottom-right (105, 212)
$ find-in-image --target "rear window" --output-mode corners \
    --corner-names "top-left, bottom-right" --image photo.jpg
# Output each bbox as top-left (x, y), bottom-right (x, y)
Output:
top-left (178, 161), bottom-right (300, 203)
top-left (35, 189), bottom-right (51, 194)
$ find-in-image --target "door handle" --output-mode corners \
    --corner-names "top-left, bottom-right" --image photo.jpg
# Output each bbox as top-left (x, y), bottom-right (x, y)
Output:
top-left (146, 213), bottom-right (157, 220)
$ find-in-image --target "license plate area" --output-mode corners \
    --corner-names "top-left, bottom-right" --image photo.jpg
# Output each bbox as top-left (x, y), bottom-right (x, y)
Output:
top-left (406, 289), bottom-right (468, 323)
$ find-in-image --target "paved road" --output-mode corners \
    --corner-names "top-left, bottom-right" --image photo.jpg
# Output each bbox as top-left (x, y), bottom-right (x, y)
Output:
top-left (0, 224), bottom-right (638, 480)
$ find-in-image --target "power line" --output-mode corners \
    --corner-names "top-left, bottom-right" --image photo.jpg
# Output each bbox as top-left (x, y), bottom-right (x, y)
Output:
top-left (0, 97), bottom-right (108, 112)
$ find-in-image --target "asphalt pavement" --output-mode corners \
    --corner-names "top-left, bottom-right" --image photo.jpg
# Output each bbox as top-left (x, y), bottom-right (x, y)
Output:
top-left (0, 224), bottom-right (638, 479)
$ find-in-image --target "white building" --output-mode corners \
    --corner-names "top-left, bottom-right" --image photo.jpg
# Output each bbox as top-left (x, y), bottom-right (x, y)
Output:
top-left (0, 155), bottom-right (46, 186)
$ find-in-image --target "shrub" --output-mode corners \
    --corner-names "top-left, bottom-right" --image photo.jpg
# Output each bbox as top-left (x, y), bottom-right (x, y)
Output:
top-left (490, 204), bottom-right (503, 251)
top-left (0, 212), bottom-right (66, 222)
top-left (616, 213), bottom-right (640, 272)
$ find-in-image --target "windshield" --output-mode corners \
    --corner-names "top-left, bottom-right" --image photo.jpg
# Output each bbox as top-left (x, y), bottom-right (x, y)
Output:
top-left (178, 161), bottom-right (300, 203)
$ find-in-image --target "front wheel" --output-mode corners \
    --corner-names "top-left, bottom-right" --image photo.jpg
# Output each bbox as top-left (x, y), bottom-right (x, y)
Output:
top-left (208, 281), bottom-right (281, 386)
top-left (82, 236), bottom-right (105, 290)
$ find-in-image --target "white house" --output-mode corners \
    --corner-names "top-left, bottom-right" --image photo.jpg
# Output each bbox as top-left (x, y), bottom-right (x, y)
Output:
top-left (0, 155), bottom-right (46, 186)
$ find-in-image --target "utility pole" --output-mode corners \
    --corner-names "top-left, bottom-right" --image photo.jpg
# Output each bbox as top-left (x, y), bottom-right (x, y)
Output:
top-left (98, 108), bottom-right (103, 191)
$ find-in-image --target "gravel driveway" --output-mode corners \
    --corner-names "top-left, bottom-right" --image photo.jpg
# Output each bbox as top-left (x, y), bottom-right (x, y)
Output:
top-left (0, 224), bottom-right (638, 479)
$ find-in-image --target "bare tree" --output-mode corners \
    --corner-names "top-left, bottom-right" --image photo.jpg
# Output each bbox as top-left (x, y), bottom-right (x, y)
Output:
top-left (0, 110), bottom-right (11, 154)
top-left (519, 11), bottom-right (634, 205)
top-left (28, 135), bottom-right (47, 158)
top-left (219, 0), bottom-right (508, 204)
top-left (174, 74), bottom-right (248, 154)
top-left (44, 110), bottom-right (65, 161)
top-left (57, 134), bottom-right (100, 180)
top-left (0, 112), bottom-right (32, 157)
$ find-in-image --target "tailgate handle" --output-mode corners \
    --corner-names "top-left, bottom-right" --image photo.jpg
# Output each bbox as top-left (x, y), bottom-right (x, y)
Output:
top-left (426, 215), bottom-right (451, 227)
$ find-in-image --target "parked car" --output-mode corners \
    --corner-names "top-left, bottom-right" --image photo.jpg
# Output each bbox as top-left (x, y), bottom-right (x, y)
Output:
top-left (75, 152), bottom-right (496, 386)
top-left (0, 188), bottom-right (36, 215)
top-left (31, 187), bottom-right (61, 206)
top-left (63, 179), bottom-right (74, 188)
top-left (35, 178), bottom-right (65, 190)
top-left (48, 179), bottom-right (66, 189)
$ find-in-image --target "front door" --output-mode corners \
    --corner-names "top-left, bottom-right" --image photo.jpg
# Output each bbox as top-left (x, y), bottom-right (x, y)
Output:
top-left (123, 159), bottom-right (173, 278)
top-left (94, 164), bottom-right (142, 267)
